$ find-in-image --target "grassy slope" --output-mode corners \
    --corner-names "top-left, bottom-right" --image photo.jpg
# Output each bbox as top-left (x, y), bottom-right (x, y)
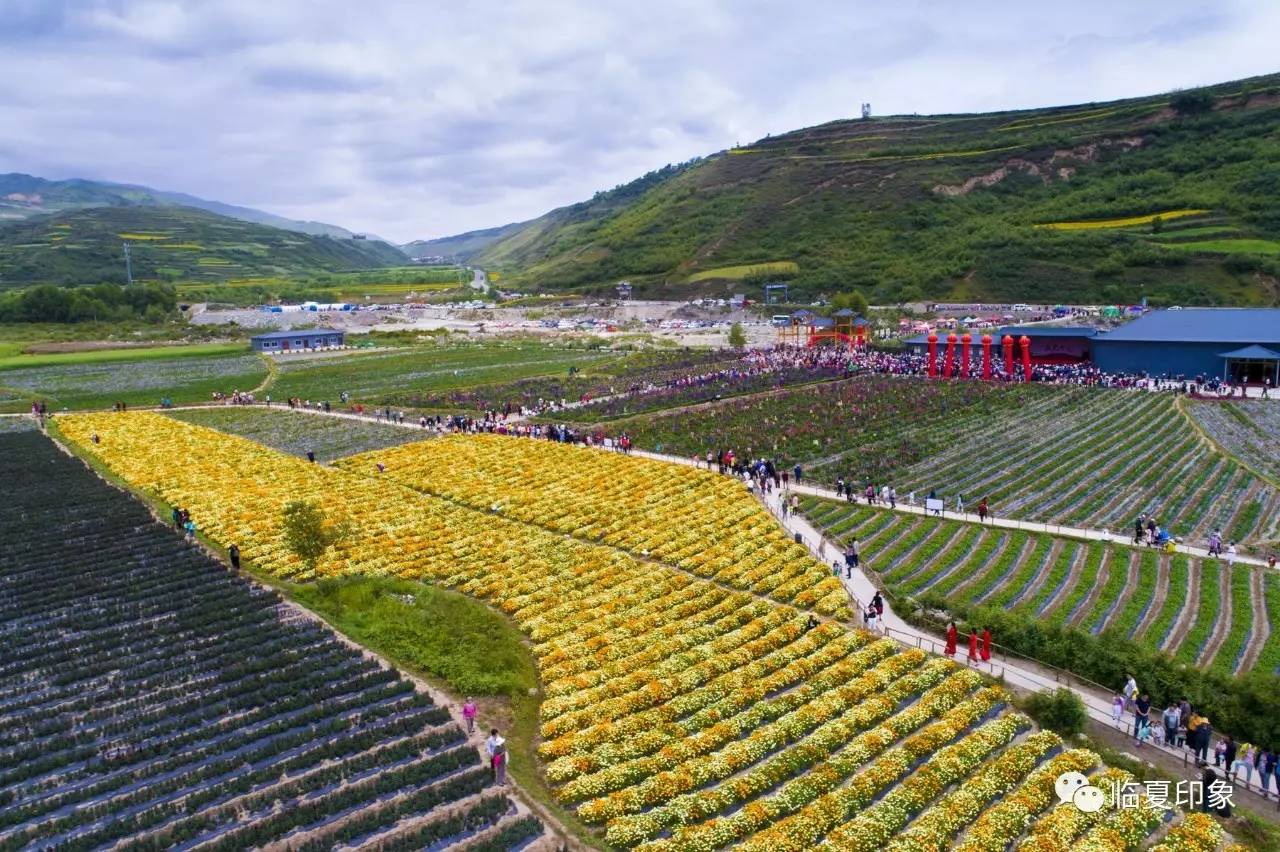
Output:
top-left (472, 73), bottom-right (1280, 306)
top-left (0, 204), bottom-right (405, 287)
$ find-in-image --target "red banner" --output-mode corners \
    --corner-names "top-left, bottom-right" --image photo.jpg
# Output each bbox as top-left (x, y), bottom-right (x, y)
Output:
top-left (943, 333), bottom-right (957, 378)
top-left (1020, 335), bottom-right (1032, 382)
top-left (927, 333), bottom-right (938, 378)
top-left (960, 333), bottom-right (972, 378)
top-left (1002, 335), bottom-right (1014, 378)
top-left (982, 334), bottom-right (993, 380)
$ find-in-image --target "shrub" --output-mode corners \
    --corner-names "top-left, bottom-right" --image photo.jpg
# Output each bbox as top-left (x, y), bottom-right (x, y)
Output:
top-left (1024, 688), bottom-right (1087, 737)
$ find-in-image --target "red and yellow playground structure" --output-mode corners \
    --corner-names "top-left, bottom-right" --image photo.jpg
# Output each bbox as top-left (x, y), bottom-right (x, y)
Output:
top-left (776, 309), bottom-right (871, 349)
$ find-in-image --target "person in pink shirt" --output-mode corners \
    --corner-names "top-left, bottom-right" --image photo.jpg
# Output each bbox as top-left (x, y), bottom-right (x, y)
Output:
top-left (462, 698), bottom-right (477, 734)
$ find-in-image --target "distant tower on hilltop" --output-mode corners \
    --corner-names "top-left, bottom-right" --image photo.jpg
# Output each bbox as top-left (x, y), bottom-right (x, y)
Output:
top-left (861, 103), bottom-right (872, 120)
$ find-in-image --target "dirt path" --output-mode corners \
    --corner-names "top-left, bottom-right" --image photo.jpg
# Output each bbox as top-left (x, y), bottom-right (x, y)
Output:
top-left (1041, 544), bottom-right (1088, 619)
top-left (1132, 554), bottom-right (1170, 640)
top-left (1009, 540), bottom-right (1064, 607)
top-left (1100, 550), bottom-right (1141, 634)
top-left (1239, 568), bottom-right (1271, 673)
top-left (1197, 561), bottom-right (1234, 667)
top-left (1163, 559), bottom-right (1202, 654)
top-left (1068, 548), bottom-right (1112, 628)
top-left (948, 534), bottom-right (1019, 599)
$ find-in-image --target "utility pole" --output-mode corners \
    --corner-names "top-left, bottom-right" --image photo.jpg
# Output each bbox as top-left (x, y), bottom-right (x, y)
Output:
top-left (123, 242), bottom-right (133, 285)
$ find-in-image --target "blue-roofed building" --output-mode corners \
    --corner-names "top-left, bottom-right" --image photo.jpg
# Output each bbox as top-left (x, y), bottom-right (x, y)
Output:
top-left (904, 326), bottom-right (1097, 363)
top-left (250, 329), bottom-right (345, 353)
top-left (1091, 308), bottom-right (1280, 382)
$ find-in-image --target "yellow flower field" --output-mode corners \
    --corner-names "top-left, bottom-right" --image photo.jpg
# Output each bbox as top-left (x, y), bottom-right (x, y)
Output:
top-left (1036, 209), bottom-right (1209, 230)
top-left (337, 433), bottom-right (851, 617)
top-left (55, 413), bottom-right (1218, 851)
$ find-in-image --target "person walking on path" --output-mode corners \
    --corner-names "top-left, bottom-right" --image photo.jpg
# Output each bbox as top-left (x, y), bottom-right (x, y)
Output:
top-left (1208, 529), bottom-right (1222, 557)
top-left (978, 498), bottom-right (988, 524)
top-left (1133, 693), bottom-right (1151, 745)
top-left (1233, 742), bottom-right (1255, 787)
top-left (1134, 515), bottom-right (1145, 545)
top-left (183, 518), bottom-right (196, 542)
top-left (1226, 542), bottom-right (1238, 569)
top-left (967, 628), bottom-right (979, 663)
top-left (486, 729), bottom-right (507, 785)
top-left (1122, 674), bottom-right (1138, 711)
top-left (793, 464), bottom-right (802, 483)
top-left (844, 538), bottom-right (860, 578)
top-left (228, 544), bottom-right (240, 571)
top-left (980, 627), bottom-right (992, 662)
top-left (944, 622), bottom-right (957, 657)
top-left (872, 592), bottom-right (884, 621)
top-left (1112, 694), bottom-right (1126, 725)
top-left (462, 698), bottom-right (477, 734)
top-left (1163, 702), bottom-right (1180, 746)
top-left (864, 605), bottom-right (879, 632)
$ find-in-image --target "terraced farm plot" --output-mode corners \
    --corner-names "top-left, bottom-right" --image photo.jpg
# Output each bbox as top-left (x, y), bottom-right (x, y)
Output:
top-left (0, 430), bottom-right (537, 851)
top-left (892, 390), bottom-right (1280, 546)
top-left (54, 413), bottom-right (1211, 850)
top-left (803, 496), bottom-right (1274, 676)
top-left (602, 375), bottom-right (1045, 485)
top-left (169, 406), bottom-right (428, 461)
top-left (1186, 398), bottom-right (1280, 484)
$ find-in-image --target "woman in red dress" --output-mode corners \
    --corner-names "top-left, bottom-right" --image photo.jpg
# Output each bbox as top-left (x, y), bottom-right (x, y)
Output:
top-left (944, 621), bottom-right (958, 657)
top-left (967, 628), bottom-right (979, 662)
top-left (980, 627), bottom-right (992, 662)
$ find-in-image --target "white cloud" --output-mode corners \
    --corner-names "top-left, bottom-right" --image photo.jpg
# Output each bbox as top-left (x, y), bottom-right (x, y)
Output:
top-left (0, 0), bottom-right (1274, 242)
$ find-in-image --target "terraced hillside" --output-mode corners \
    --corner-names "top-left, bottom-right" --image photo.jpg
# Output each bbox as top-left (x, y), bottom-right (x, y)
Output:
top-left (467, 73), bottom-right (1280, 305)
top-left (0, 430), bottom-right (541, 851)
top-left (53, 413), bottom-right (1225, 851)
top-left (802, 497), bottom-right (1280, 678)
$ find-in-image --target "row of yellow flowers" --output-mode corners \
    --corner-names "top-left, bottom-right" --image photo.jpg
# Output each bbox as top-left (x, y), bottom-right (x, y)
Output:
top-left (57, 414), bottom-right (1202, 852)
top-left (338, 434), bottom-right (851, 617)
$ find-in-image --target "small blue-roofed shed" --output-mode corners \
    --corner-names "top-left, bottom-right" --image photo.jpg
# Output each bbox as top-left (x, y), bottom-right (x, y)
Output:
top-left (251, 329), bottom-right (345, 352)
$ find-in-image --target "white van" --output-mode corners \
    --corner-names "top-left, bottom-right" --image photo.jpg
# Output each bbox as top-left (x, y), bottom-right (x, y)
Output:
top-left (1009, 303), bottom-right (1032, 312)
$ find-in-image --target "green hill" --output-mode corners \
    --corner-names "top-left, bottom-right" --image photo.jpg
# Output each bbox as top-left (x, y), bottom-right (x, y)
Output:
top-left (0, 205), bottom-right (406, 287)
top-left (401, 220), bottom-right (531, 261)
top-left (468, 74), bottom-right (1280, 305)
top-left (0, 173), bottom-right (373, 239)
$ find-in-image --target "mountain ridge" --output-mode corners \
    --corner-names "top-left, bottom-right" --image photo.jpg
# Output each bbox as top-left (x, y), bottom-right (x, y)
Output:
top-left (453, 73), bottom-right (1280, 306)
top-left (0, 173), bottom-right (388, 242)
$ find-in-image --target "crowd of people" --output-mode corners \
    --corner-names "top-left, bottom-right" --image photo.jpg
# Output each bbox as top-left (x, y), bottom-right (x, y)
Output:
top-left (1115, 675), bottom-right (1279, 797)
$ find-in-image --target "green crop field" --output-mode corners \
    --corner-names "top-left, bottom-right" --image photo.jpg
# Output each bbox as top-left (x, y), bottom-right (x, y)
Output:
top-left (0, 349), bottom-right (267, 411)
top-left (0, 341), bottom-right (247, 370)
top-left (265, 344), bottom-right (615, 404)
top-left (1159, 238), bottom-right (1280, 255)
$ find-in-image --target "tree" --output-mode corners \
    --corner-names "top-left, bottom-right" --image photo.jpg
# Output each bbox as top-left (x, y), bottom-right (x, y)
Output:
top-left (281, 500), bottom-right (351, 571)
top-left (1170, 90), bottom-right (1214, 116)
top-left (727, 321), bottom-right (747, 349)
top-left (831, 289), bottom-right (870, 316)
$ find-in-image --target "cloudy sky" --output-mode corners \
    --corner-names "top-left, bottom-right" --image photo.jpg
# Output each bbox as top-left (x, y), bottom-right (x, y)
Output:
top-left (1, 1), bottom-right (1276, 243)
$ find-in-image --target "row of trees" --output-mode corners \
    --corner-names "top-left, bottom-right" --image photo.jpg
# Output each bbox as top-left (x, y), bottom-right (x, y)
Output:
top-left (0, 282), bottom-right (177, 323)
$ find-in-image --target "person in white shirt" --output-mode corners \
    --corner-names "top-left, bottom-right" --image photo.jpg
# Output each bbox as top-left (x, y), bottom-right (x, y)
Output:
top-left (485, 729), bottom-right (507, 785)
